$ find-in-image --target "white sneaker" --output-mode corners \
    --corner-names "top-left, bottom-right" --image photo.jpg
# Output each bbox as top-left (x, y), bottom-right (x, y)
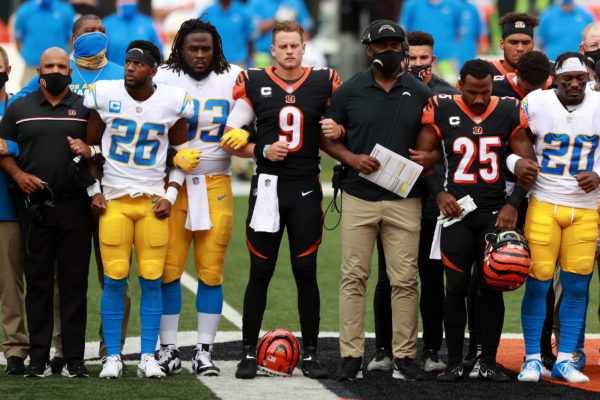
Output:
top-left (421, 349), bottom-right (446, 372)
top-left (138, 353), bottom-right (166, 379)
top-left (366, 347), bottom-right (392, 372)
top-left (99, 355), bottom-right (123, 379)
top-left (192, 344), bottom-right (220, 376)
top-left (551, 359), bottom-right (589, 383)
top-left (518, 359), bottom-right (542, 382)
top-left (157, 345), bottom-right (182, 375)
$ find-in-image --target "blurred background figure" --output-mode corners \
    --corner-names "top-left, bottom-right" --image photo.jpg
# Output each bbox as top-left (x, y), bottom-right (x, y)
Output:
top-left (103, 0), bottom-right (162, 65)
top-left (538, 0), bottom-right (594, 60)
top-left (247, 0), bottom-right (314, 67)
top-left (399, 0), bottom-right (463, 84)
top-left (200, 0), bottom-right (253, 68)
top-left (13, 0), bottom-right (75, 87)
top-left (457, 0), bottom-right (487, 70)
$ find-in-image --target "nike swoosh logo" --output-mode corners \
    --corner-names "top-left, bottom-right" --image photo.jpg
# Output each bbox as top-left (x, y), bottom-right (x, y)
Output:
top-left (302, 190), bottom-right (313, 196)
top-left (492, 210), bottom-right (499, 215)
top-left (152, 198), bottom-right (160, 204)
top-left (217, 195), bottom-right (227, 200)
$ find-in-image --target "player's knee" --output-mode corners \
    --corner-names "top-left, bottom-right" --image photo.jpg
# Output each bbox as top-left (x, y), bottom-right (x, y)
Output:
top-left (103, 261), bottom-right (130, 280)
top-left (445, 275), bottom-right (469, 294)
top-left (198, 271), bottom-right (223, 287)
top-left (138, 260), bottom-right (163, 281)
top-left (528, 263), bottom-right (556, 281)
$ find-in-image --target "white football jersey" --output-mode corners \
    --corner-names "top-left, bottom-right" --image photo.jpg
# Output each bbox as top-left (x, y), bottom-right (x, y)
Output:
top-left (84, 79), bottom-right (194, 199)
top-left (154, 65), bottom-right (242, 175)
top-left (523, 88), bottom-right (600, 209)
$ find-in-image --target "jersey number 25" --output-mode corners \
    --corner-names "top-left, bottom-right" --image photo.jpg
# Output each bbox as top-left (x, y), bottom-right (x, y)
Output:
top-left (453, 136), bottom-right (502, 183)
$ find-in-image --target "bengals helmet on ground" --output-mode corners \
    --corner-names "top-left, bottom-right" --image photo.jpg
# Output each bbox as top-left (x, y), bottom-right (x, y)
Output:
top-left (483, 230), bottom-right (532, 291)
top-left (256, 329), bottom-right (300, 376)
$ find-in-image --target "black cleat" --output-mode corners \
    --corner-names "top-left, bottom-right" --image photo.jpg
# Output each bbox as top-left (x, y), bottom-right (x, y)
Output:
top-left (61, 358), bottom-right (89, 378)
top-left (301, 347), bottom-right (328, 379)
top-left (235, 346), bottom-right (257, 379)
top-left (478, 360), bottom-right (510, 382)
top-left (335, 356), bottom-right (363, 381)
top-left (5, 356), bottom-right (25, 375)
top-left (392, 357), bottom-right (425, 381)
top-left (24, 359), bottom-right (51, 378)
top-left (437, 363), bottom-right (464, 382)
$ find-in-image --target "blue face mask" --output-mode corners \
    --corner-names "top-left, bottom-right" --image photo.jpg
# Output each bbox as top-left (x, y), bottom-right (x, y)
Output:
top-left (118, 4), bottom-right (137, 19)
top-left (73, 32), bottom-right (108, 58)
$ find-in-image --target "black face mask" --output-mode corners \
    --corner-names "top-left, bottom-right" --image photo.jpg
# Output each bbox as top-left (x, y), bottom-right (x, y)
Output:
top-left (584, 49), bottom-right (600, 70)
top-left (39, 72), bottom-right (72, 96)
top-left (408, 64), bottom-right (432, 81)
top-left (371, 50), bottom-right (404, 76)
top-left (182, 62), bottom-right (212, 81)
top-left (0, 72), bottom-right (8, 90)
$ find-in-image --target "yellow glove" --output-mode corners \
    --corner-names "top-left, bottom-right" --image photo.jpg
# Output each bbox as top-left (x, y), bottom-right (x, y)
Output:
top-left (220, 128), bottom-right (250, 150)
top-left (173, 149), bottom-right (201, 171)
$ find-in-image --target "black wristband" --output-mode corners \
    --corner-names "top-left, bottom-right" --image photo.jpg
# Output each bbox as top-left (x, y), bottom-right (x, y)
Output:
top-left (506, 185), bottom-right (527, 209)
top-left (422, 173), bottom-right (443, 198)
top-left (253, 144), bottom-right (264, 159)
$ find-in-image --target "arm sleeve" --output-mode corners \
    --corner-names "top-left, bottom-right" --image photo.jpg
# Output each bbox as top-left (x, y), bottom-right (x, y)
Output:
top-left (5, 139), bottom-right (19, 157)
top-left (227, 99), bottom-right (256, 128)
top-left (178, 92), bottom-right (195, 119)
top-left (83, 83), bottom-right (100, 110)
top-left (232, 71), bottom-right (254, 108)
top-left (323, 86), bottom-right (347, 126)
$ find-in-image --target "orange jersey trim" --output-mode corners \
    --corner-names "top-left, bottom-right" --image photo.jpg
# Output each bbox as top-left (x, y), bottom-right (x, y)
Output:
top-left (492, 60), bottom-right (509, 76)
top-left (265, 66), bottom-right (311, 94)
top-left (454, 95), bottom-right (500, 125)
top-left (441, 252), bottom-right (464, 274)
top-left (297, 236), bottom-right (322, 257)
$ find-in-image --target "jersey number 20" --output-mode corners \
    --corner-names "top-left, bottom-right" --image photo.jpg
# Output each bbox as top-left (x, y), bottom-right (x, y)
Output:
top-left (539, 133), bottom-right (599, 176)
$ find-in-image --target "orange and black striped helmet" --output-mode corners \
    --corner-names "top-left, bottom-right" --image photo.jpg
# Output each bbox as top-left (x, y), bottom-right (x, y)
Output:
top-left (256, 329), bottom-right (300, 376)
top-left (483, 230), bottom-right (531, 292)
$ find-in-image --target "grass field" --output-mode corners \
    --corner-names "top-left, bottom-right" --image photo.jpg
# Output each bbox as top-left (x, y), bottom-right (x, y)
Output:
top-left (2, 189), bottom-right (600, 399)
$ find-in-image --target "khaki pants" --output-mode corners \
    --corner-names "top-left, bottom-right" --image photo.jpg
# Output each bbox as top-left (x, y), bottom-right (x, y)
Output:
top-left (0, 221), bottom-right (29, 358)
top-left (339, 193), bottom-right (421, 359)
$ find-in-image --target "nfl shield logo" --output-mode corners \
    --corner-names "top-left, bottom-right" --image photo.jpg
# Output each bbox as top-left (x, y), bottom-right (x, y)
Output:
top-left (265, 179), bottom-right (271, 187)
top-left (474, 117), bottom-right (481, 124)
top-left (286, 86), bottom-right (294, 94)
top-left (193, 177), bottom-right (200, 185)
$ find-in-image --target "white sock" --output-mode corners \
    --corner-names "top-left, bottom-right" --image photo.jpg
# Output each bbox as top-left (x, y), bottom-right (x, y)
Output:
top-left (525, 353), bottom-right (541, 362)
top-left (159, 314), bottom-right (180, 347)
top-left (197, 312), bottom-right (221, 345)
top-left (556, 352), bottom-right (572, 364)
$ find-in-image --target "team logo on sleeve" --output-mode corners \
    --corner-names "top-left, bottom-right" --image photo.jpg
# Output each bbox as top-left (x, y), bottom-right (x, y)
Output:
top-left (109, 100), bottom-right (122, 113)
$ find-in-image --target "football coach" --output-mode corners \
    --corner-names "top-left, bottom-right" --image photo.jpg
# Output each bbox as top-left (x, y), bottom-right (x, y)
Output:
top-left (0, 47), bottom-right (92, 378)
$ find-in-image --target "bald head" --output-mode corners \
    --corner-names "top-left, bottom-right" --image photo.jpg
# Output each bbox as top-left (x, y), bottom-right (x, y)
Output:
top-left (38, 47), bottom-right (71, 76)
top-left (581, 21), bottom-right (600, 52)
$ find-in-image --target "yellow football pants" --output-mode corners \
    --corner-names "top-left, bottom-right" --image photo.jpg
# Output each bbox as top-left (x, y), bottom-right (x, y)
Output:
top-left (162, 175), bottom-right (233, 286)
top-left (99, 195), bottom-right (168, 280)
top-left (524, 196), bottom-right (598, 281)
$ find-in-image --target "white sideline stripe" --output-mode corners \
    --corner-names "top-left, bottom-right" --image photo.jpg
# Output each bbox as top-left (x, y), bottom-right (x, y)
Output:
top-left (179, 271), bottom-right (244, 329)
top-left (197, 361), bottom-right (340, 400)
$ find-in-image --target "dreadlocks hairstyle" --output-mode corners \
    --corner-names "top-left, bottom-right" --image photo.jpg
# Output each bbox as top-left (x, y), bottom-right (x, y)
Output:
top-left (126, 40), bottom-right (162, 66)
top-left (407, 31), bottom-right (434, 47)
top-left (164, 17), bottom-right (230, 75)
top-left (517, 50), bottom-right (550, 86)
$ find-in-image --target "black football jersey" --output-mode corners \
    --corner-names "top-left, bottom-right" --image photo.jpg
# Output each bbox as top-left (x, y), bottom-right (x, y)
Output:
top-left (490, 60), bottom-right (510, 78)
top-left (233, 66), bottom-right (341, 177)
top-left (422, 94), bottom-right (527, 210)
top-left (492, 73), bottom-right (554, 99)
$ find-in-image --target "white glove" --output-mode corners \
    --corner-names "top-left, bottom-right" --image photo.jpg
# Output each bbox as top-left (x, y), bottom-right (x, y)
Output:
top-left (437, 195), bottom-right (477, 228)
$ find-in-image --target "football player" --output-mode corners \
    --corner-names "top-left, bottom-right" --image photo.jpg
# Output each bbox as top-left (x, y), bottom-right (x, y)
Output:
top-left (491, 13), bottom-right (539, 78)
top-left (415, 59), bottom-right (537, 382)
top-left (221, 20), bottom-right (340, 379)
top-left (152, 18), bottom-right (242, 376)
top-left (518, 53), bottom-right (600, 383)
top-left (79, 40), bottom-right (194, 379)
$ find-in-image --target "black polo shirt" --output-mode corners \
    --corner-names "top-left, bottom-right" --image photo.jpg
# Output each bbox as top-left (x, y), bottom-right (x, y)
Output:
top-left (0, 89), bottom-right (89, 196)
top-left (325, 68), bottom-right (433, 201)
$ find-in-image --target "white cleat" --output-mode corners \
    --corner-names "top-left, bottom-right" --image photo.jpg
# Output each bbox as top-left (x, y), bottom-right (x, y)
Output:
top-left (138, 353), bottom-right (166, 379)
top-left (99, 355), bottom-right (123, 379)
top-left (551, 360), bottom-right (589, 383)
top-left (518, 359), bottom-right (541, 382)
